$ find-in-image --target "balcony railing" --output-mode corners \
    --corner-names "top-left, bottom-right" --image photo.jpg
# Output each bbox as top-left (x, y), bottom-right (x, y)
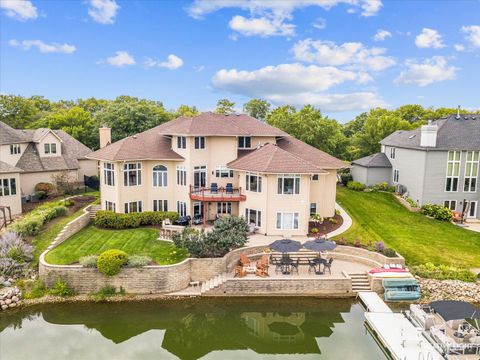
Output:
top-left (189, 185), bottom-right (246, 202)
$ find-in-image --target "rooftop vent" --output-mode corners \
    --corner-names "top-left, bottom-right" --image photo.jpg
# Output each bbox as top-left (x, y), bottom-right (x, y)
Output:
top-left (456, 105), bottom-right (461, 119)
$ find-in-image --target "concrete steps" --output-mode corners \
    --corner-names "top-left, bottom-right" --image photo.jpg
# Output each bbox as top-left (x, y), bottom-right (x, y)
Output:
top-left (200, 273), bottom-right (227, 294)
top-left (89, 205), bottom-right (102, 219)
top-left (349, 272), bottom-right (371, 292)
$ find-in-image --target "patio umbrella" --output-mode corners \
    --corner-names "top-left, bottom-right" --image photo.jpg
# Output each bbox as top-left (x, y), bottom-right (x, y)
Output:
top-left (269, 239), bottom-right (302, 253)
top-left (303, 239), bottom-right (337, 252)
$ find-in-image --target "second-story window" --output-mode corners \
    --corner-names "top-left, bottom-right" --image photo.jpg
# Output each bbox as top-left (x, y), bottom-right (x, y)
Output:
top-left (238, 136), bottom-right (251, 149)
top-left (464, 151), bottom-right (478, 192)
top-left (10, 144), bottom-right (21, 155)
top-left (177, 136), bottom-right (186, 149)
top-left (446, 151), bottom-right (461, 192)
top-left (215, 165), bottom-right (233, 178)
top-left (390, 147), bottom-right (396, 159)
top-left (104, 163), bottom-right (115, 186)
top-left (246, 172), bottom-right (262, 192)
top-left (176, 165), bottom-right (187, 186)
top-left (44, 143), bottom-right (57, 154)
top-left (277, 174), bottom-right (300, 195)
top-left (194, 136), bottom-right (205, 149)
top-left (393, 169), bottom-right (400, 183)
top-left (153, 165), bottom-right (168, 187)
top-left (123, 163), bottom-right (142, 186)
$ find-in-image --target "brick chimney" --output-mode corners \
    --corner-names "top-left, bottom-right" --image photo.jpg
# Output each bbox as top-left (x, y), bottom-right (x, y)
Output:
top-left (99, 126), bottom-right (111, 148)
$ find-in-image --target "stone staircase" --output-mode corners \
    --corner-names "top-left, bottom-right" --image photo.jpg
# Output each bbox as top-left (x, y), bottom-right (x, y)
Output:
top-left (200, 273), bottom-right (228, 294)
top-left (349, 272), bottom-right (371, 292)
top-left (89, 205), bottom-right (102, 219)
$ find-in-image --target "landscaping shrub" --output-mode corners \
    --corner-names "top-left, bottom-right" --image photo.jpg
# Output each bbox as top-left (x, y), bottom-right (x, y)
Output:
top-left (35, 190), bottom-right (47, 200)
top-left (374, 241), bottom-right (385, 253)
top-left (10, 203), bottom-right (68, 236)
top-left (406, 198), bottom-right (417, 208)
top-left (79, 255), bottom-right (98, 268)
top-left (97, 249), bottom-right (128, 276)
top-left (310, 228), bottom-right (318, 234)
top-left (411, 262), bottom-right (477, 282)
top-left (0, 232), bottom-right (33, 277)
top-left (126, 255), bottom-right (152, 268)
top-left (347, 181), bottom-right (366, 191)
top-left (21, 279), bottom-right (48, 299)
top-left (354, 240), bottom-right (362, 247)
top-left (420, 204), bottom-right (452, 221)
top-left (49, 278), bottom-right (74, 297)
top-left (92, 285), bottom-right (126, 302)
top-left (35, 182), bottom-right (55, 195)
top-left (376, 182), bottom-right (390, 191)
top-left (93, 210), bottom-right (179, 229)
top-left (328, 218), bottom-right (338, 224)
top-left (382, 248), bottom-right (397, 257)
top-left (340, 173), bottom-right (353, 186)
top-left (63, 199), bottom-right (75, 207)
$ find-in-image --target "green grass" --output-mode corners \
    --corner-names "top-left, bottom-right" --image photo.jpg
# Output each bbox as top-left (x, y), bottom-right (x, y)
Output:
top-left (335, 186), bottom-right (480, 267)
top-left (45, 225), bottom-right (188, 265)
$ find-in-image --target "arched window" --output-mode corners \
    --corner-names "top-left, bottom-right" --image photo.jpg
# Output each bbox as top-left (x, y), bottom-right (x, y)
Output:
top-left (153, 165), bottom-right (168, 187)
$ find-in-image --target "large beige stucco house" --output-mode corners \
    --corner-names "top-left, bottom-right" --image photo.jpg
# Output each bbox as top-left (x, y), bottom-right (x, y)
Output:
top-left (0, 121), bottom-right (98, 217)
top-left (87, 112), bottom-right (346, 236)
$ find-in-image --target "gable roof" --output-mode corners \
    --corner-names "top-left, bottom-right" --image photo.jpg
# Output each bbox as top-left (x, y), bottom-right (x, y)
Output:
top-left (381, 114), bottom-right (480, 150)
top-left (87, 125), bottom-right (184, 161)
top-left (156, 112), bottom-right (287, 137)
top-left (0, 161), bottom-right (23, 174)
top-left (227, 143), bottom-right (328, 174)
top-left (351, 152), bottom-right (392, 168)
top-left (0, 122), bottom-right (30, 144)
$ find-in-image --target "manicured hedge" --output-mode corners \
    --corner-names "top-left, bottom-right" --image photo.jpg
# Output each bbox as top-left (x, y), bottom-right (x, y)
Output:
top-left (97, 249), bottom-right (128, 276)
top-left (93, 210), bottom-right (179, 229)
top-left (10, 202), bottom-right (68, 236)
top-left (420, 204), bottom-right (452, 221)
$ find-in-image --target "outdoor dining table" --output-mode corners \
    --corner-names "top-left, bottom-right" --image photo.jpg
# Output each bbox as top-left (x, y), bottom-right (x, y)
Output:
top-left (312, 257), bottom-right (327, 275)
top-left (281, 257), bottom-right (294, 275)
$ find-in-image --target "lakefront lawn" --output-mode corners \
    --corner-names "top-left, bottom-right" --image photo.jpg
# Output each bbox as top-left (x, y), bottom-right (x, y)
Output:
top-left (45, 225), bottom-right (188, 265)
top-left (335, 186), bottom-right (480, 268)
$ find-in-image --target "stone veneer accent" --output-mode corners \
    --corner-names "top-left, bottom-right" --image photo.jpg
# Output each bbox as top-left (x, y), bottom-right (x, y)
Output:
top-left (39, 209), bottom-right (404, 295)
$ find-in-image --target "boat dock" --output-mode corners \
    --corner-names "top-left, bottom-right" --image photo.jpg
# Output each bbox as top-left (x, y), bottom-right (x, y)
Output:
top-left (359, 292), bottom-right (444, 360)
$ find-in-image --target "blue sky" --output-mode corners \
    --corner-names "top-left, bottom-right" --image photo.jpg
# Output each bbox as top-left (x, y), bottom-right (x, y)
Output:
top-left (1, 0), bottom-right (479, 121)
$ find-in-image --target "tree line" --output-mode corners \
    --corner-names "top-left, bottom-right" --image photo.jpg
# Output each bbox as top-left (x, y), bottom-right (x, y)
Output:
top-left (1, 94), bottom-right (477, 161)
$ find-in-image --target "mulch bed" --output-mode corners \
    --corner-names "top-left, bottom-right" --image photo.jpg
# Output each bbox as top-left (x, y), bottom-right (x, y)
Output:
top-left (308, 214), bottom-right (343, 237)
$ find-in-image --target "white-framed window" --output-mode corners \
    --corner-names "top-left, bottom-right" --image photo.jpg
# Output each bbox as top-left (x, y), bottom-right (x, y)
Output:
top-left (103, 162), bottom-right (115, 186)
top-left (277, 174), bottom-right (300, 195)
top-left (123, 162), bottom-right (142, 186)
top-left (446, 151), bottom-right (461, 192)
top-left (238, 136), bottom-right (251, 149)
top-left (443, 200), bottom-right (457, 211)
top-left (393, 169), bottom-right (400, 183)
top-left (310, 203), bottom-right (317, 216)
top-left (464, 151), bottom-right (478, 192)
top-left (153, 165), bottom-right (168, 187)
top-left (177, 201), bottom-right (187, 217)
top-left (390, 147), bottom-right (396, 159)
top-left (105, 201), bottom-right (116, 212)
top-left (311, 174), bottom-right (319, 181)
top-left (0, 178), bottom-right (16, 197)
top-left (177, 136), bottom-right (186, 149)
top-left (153, 199), bottom-right (168, 212)
top-left (217, 202), bottom-right (232, 214)
top-left (215, 165), bottom-right (233, 178)
top-left (10, 144), bottom-right (20, 155)
top-left (245, 208), bottom-right (261, 227)
top-left (276, 212), bottom-right (299, 230)
top-left (124, 201), bottom-right (142, 213)
top-left (194, 136), bottom-right (205, 149)
top-left (246, 172), bottom-right (262, 192)
top-left (176, 165), bottom-right (187, 186)
top-left (44, 143), bottom-right (57, 154)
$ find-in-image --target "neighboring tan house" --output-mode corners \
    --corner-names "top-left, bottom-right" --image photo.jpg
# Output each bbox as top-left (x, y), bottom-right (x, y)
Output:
top-left (0, 121), bottom-right (98, 215)
top-left (351, 113), bottom-right (480, 220)
top-left (87, 112), bottom-right (346, 236)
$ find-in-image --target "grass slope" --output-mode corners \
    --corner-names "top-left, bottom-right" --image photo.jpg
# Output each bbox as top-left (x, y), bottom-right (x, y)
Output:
top-left (45, 225), bottom-right (187, 265)
top-left (335, 186), bottom-right (480, 267)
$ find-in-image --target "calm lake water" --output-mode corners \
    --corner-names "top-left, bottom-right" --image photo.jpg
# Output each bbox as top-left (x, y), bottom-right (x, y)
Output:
top-left (0, 298), bottom-right (387, 360)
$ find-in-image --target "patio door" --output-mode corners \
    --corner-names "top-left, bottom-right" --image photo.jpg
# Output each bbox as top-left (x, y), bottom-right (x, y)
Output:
top-left (193, 166), bottom-right (207, 189)
top-left (193, 202), bottom-right (204, 216)
top-left (466, 201), bottom-right (478, 218)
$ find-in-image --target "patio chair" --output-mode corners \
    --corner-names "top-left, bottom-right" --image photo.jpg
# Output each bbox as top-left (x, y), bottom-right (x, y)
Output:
top-left (225, 183), bottom-right (233, 194)
top-left (324, 258), bottom-right (334, 274)
top-left (211, 183), bottom-right (218, 194)
top-left (290, 259), bottom-right (299, 275)
top-left (234, 265), bottom-right (247, 278)
top-left (307, 259), bottom-right (317, 274)
top-left (239, 253), bottom-right (251, 267)
top-left (270, 255), bottom-right (282, 274)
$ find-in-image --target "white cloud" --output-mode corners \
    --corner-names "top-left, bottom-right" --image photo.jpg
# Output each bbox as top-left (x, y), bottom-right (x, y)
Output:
top-left (9, 39), bottom-right (76, 54)
top-left (461, 25), bottom-right (480, 48)
top-left (211, 63), bottom-right (384, 112)
top-left (292, 39), bottom-right (395, 71)
top-left (0, 0), bottom-right (37, 21)
top-left (415, 28), bottom-right (445, 49)
top-left (312, 17), bottom-right (327, 30)
top-left (360, 0), bottom-right (382, 17)
top-left (88, 0), bottom-right (119, 24)
top-left (454, 44), bottom-right (465, 52)
top-left (373, 29), bottom-right (391, 42)
top-left (229, 15), bottom-right (294, 37)
top-left (144, 54), bottom-right (184, 70)
top-left (105, 51), bottom-right (135, 67)
top-left (394, 56), bottom-right (458, 86)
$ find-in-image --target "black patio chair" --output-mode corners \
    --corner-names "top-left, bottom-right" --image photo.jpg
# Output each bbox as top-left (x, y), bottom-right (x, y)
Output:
top-left (290, 259), bottom-right (300, 275)
top-left (307, 259), bottom-right (317, 274)
top-left (270, 255), bottom-right (282, 274)
top-left (225, 183), bottom-right (233, 194)
top-left (211, 183), bottom-right (218, 194)
top-left (324, 258), bottom-right (334, 275)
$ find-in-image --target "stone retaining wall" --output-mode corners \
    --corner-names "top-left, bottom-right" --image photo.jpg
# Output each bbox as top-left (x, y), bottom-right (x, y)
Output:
top-left (46, 205), bottom-right (92, 251)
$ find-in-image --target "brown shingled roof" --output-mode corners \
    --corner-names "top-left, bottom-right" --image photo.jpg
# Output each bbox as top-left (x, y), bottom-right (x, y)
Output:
top-left (227, 143), bottom-right (328, 174)
top-left (87, 125), bottom-right (184, 161)
top-left (0, 161), bottom-right (23, 174)
top-left (156, 112), bottom-right (287, 136)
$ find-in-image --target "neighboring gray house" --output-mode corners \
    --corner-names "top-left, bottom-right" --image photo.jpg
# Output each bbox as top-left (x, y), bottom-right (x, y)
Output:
top-left (351, 113), bottom-right (480, 220)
